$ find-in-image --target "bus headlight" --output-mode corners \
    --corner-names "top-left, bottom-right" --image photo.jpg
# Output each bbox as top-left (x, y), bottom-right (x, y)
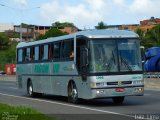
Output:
top-left (96, 82), bottom-right (106, 87)
top-left (90, 82), bottom-right (96, 88)
top-left (133, 80), bottom-right (144, 85)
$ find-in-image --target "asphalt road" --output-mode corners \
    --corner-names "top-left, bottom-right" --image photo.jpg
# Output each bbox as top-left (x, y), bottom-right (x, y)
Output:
top-left (0, 80), bottom-right (160, 120)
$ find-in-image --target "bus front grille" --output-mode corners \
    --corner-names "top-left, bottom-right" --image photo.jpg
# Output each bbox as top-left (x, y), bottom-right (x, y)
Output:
top-left (107, 81), bottom-right (132, 85)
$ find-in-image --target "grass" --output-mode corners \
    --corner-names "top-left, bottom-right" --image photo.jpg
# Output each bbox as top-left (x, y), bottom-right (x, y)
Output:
top-left (0, 103), bottom-right (56, 120)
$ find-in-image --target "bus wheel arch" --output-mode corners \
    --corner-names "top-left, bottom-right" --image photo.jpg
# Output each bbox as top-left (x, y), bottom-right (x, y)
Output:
top-left (68, 80), bottom-right (79, 104)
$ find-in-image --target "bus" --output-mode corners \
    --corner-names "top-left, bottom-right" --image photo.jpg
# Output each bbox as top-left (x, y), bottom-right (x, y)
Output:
top-left (16, 29), bottom-right (144, 104)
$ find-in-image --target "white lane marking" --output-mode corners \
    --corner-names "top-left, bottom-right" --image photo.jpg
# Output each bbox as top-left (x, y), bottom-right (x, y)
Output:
top-left (0, 92), bottom-right (134, 118)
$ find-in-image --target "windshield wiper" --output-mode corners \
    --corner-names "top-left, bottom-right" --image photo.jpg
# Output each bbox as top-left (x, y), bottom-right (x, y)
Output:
top-left (105, 51), bottom-right (115, 72)
top-left (119, 53), bottom-right (132, 71)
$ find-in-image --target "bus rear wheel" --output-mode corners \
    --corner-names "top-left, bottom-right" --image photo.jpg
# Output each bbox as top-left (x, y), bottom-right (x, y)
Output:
top-left (112, 97), bottom-right (125, 104)
top-left (68, 82), bottom-right (79, 104)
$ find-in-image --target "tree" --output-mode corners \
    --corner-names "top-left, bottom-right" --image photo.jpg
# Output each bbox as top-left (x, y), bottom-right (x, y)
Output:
top-left (135, 27), bottom-right (144, 41)
top-left (52, 21), bottom-right (75, 28)
top-left (36, 27), bottom-right (68, 40)
top-left (0, 32), bottom-right (9, 50)
top-left (135, 24), bottom-right (160, 49)
top-left (146, 24), bottom-right (160, 46)
top-left (0, 41), bottom-right (17, 70)
top-left (95, 21), bottom-right (107, 29)
top-left (134, 27), bottom-right (148, 46)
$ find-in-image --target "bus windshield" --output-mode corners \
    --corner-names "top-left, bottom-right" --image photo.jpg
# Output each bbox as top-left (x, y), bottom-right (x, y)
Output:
top-left (89, 39), bottom-right (142, 73)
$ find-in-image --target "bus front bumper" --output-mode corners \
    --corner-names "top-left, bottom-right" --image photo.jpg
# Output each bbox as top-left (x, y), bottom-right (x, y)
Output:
top-left (89, 85), bottom-right (144, 99)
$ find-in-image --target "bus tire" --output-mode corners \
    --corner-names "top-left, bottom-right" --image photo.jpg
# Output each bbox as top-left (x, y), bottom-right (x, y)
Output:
top-left (68, 81), bottom-right (79, 104)
top-left (112, 96), bottom-right (125, 104)
top-left (27, 81), bottom-right (35, 97)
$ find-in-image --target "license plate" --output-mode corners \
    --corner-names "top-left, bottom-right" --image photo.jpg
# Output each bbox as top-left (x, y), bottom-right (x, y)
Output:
top-left (115, 88), bottom-right (125, 92)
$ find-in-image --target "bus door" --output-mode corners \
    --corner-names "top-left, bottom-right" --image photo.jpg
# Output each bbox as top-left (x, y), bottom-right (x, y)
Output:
top-left (80, 47), bottom-right (88, 81)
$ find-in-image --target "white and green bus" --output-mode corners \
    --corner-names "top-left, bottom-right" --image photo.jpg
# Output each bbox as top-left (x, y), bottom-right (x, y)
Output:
top-left (16, 29), bottom-right (144, 104)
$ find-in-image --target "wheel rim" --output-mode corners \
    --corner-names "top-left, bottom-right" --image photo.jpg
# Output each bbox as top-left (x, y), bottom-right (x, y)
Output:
top-left (69, 82), bottom-right (78, 102)
top-left (28, 84), bottom-right (33, 96)
top-left (71, 88), bottom-right (78, 101)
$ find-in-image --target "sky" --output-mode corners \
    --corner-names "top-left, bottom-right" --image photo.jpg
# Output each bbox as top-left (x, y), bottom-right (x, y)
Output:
top-left (0, 0), bottom-right (160, 29)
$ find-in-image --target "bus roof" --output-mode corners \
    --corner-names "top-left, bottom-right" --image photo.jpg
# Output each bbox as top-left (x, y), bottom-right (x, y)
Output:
top-left (17, 29), bottom-right (138, 48)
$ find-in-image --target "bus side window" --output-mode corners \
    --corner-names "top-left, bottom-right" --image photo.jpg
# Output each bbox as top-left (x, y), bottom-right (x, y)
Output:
top-left (54, 42), bottom-right (60, 59)
top-left (61, 40), bottom-right (74, 60)
top-left (23, 48), bottom-right (27, 62)
top-left (17, 49), bottom-right (23, 62)
top-left (43, 45), bottom-right (48, 60)
top-left (35, 46), bottom-right (39, 61)
top-left (48, 44), bottom-right (53, 60)
top-left (26, 48), bottom-right (30, 62)
top-left (70, 40), bottom-right (74, 59)
top-left (40, 45), bottom-right (44, 60)
top-left (30, 47), bottom-right (35, 61)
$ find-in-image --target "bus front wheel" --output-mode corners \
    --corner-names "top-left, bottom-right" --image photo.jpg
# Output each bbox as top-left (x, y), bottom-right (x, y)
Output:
top-left (112, 97), bottom-right (125, 104)
top-left (68, 81), bottom-right (79, 104)
top-left (27, 81), bottom-right (35, 97)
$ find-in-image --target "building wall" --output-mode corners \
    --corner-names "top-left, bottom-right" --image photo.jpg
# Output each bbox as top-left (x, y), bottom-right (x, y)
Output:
top-left (121, 24), bottom-right (139, 31)
top-left (140, 17), bottom-right (160, 32)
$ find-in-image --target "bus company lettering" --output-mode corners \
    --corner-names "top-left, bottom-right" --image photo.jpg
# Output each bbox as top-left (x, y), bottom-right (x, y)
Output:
top-left (16, 67), bottom-right (24, 73)
top-left (96, 76), bottom-right (104, 79)
top-left (53, 64), bottom-right (60, 73)
top-left (63, 66), bottom-right (73, 71)
top-left (132, 76), bottom-right (142, 80)
top-left (34, 64), bottom-right (49, 73)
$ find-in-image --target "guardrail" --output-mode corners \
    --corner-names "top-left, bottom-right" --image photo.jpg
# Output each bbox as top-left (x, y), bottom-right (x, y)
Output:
top-left (144, 72), bottom-right (160, 78)
top-left (0, 75), bottom-right (16, 81)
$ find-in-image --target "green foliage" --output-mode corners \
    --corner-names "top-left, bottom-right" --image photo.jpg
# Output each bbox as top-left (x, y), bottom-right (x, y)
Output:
top-left (0, 103), bottom-right (55, 120)
top-left (13, 32), bottom-right (20, 38)
top-left (135, 27), bottom-right (144, 41)
top-left (95, 21), bottom-right (107, 29)
top-left (0, 41), bottom-right (17, 70)
top-left (21, 23), bottom-right (34, 28)
top-left (135, 25), bottom-right (160, 49)
top-left (146, 24), bottom-right (160, 47)
top-left (0, 32), bottom-right (9, 50)
top-left (52, 21), bottom-right (75, 28)
top-left (36, 28), bottom-right (68, 40)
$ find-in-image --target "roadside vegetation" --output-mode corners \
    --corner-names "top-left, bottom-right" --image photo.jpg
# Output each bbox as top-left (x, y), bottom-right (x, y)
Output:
top-left (0, 103), bottom-right (56, 120)
top-left (134, 24), bottom-right (160, 49)
top-left (0, 32), bottom-right (17, 70)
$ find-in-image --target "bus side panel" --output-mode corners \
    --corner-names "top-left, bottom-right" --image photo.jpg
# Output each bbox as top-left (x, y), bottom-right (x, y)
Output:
top-left (51, 61), bottom-right (78, 96)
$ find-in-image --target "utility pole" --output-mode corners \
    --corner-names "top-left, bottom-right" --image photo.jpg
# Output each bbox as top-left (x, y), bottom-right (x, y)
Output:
top-left (0, 3), bottom-right (40, 42)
